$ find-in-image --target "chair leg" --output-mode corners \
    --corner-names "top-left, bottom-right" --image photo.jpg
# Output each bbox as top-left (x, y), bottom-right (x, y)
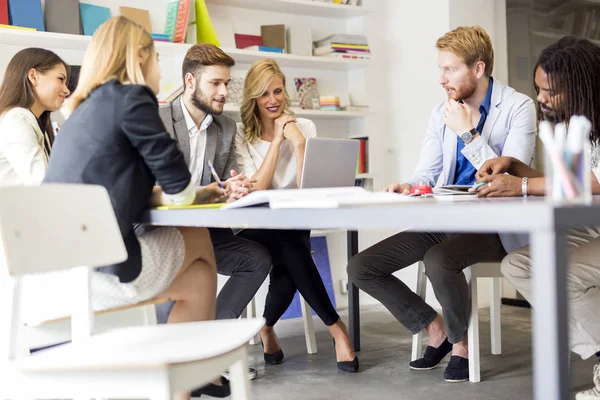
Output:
top-left (465, 268), bottom-right (481, 383)
top-left (490, 277), bottom-right (502, 355)
top-left (300, 294), bottom-right (317, 354)
top-left (230, 347), bottom-right (252, 400)
top-left (411, 262), bottom-right (427, 361)
top-left (142, 304), bottom-right (158, 326)
top-left (246, 297), bottom-right (260, 346)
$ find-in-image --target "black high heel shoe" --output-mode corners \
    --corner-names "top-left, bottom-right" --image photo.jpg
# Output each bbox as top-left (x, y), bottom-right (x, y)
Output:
top-left (333, 339), bottom-right (359, 373)
top-left (261, 331), bottom-right (284, 365)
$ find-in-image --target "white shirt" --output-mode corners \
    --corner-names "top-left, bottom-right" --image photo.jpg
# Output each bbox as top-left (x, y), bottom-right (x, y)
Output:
top-left (235, 118), bottom-right (317, 189)
top-left (0, 107), bottom-right (49, 186)
top-left (181, 97), bottom-right (212, 185)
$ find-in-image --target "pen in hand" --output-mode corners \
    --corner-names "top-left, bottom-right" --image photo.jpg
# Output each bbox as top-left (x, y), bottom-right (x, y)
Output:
top-left (206, 160), bottom-right (225, 189)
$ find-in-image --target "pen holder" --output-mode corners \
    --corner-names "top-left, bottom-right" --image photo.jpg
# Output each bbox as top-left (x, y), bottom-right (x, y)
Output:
top-left (544, 140), bottom-right (591, 204)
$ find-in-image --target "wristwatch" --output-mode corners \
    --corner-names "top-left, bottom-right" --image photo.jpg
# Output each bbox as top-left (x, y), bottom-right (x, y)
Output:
top-left (460, 128), bottom-right (478, 144)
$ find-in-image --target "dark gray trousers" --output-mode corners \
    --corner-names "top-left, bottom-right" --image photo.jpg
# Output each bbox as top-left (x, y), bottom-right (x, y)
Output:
top-left (157, 228), bottom-right (272, 323)
top-left (347, 231), bottom-right (506, 343)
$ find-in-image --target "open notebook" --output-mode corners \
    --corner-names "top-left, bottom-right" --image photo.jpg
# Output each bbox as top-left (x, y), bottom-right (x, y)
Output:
top-left (220, 187), bottom-right (416, 210)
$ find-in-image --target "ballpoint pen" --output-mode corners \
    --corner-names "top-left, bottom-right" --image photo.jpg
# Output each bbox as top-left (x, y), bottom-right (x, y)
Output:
top-left (206, 160), bottom-right (225, 189)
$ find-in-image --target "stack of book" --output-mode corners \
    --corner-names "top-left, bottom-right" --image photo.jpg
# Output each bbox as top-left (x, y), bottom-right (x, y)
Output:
top-left (313, 34), bottom-right (371, 60)
top-left (319, 96), bottom-right (341, 111)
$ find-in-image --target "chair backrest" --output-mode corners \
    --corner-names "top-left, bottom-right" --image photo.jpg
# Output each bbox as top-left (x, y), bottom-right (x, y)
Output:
top-left (0, 184), bottom-right (127, 276)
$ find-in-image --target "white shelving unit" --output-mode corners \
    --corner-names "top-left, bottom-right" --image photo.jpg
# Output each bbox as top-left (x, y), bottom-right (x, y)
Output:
top-left (223, 103), bottom-right (372, 120)
top-left (205, 0), bottom-right (371, 18)
top-left (0, 28), bottom-right (370, 70)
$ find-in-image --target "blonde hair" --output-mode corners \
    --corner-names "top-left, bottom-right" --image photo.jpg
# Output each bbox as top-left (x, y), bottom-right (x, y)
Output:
top-left (68, 16), bottom-right (154, 112)
top-left (436, 25), bottom-right (494, 77)
top-left (240, 59), bottom-right (293, 143)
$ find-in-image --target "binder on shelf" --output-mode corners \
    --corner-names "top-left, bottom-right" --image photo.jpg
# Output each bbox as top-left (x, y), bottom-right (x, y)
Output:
top-left (45, 0), bottom-right (81, 35)
top-left (164, 0), bottom-right (179, 42)
top-left (261, 24), bottom-right (286, 52)
top-left (8, 0), bottom-right (45, 31)
top-left (173, 0), bottom-right (191, 43)
top-left (235, 33), bottom-right (262, 49)
top-left (0, 24), bottom-right (36, 30)
top-left (287, 25), bottom-right (312, 56)
top-left (119, 6), bottom-right (152, 33)
top-left (0, 0), bottom-right (8, 25)
top-left (79, 3), bottom-right (111, 36)
top-left (243, 45), bottom-right (284, 53)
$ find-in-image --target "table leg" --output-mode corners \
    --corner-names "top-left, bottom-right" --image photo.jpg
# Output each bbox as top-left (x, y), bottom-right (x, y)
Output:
top-left (347, 230), bottom-right (360, 352)
top-left (531, 230), bottom-right (569, 400)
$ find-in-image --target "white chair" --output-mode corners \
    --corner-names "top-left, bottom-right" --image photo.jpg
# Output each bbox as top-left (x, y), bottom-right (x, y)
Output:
top-left (0, 184), bottom-right (263, 400)
top-left (411, 261), bottom-right (503, 383)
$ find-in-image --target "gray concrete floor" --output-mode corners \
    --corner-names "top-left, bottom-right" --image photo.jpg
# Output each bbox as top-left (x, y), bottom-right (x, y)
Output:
top-left (239, 304), bottom-right (597, 400)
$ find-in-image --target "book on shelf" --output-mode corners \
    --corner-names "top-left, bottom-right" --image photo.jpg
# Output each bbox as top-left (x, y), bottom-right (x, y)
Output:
top-left (319, 52), bottom-right (371, 60)
top-left (164, 0), bottom-right (179, 42)
top-left (243, 45), bottom-right (284, 53)
top-left (314, 33), bottom-right (369, 48)
top-left (8, 0), bottom-right (45, 31)
top-left (355, 137), bottom-right (368, 174)
top-left (0, 23), bottom-right (36, 31)
top-left (173, 0), bottom-right (191, 44)
top-left (0, 0), bottom-right (7, 25)
top-left (44, 0), bottom-right (81, 35)
top-left (287, 25), bottom-right (312, 56)
top-left (235, 33), bottom-right (263, 49)
top-left (261, 24), bottom-right (287, 52)
top-left (80, 3), bottom-right (111, 36)
top-left (294, 78), bottom-right (320, 110)
top-left (152, 33), bottom-right (171, 42)
top-left (119, 6), bottom-right (153, 33)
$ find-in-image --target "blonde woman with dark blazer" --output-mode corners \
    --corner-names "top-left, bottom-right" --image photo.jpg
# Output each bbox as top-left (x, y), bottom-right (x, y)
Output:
top-left (0, 48), bottom-right (70, 186)
top-left (235, 59), bottom-right (358, 372)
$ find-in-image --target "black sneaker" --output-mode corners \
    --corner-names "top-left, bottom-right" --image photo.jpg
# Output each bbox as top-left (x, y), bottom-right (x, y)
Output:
top-left (191, 376), bottom-right (231, 398)
top-left (409, 338), bottom-right (453, 370)
top-left (444, 355), bottom-right (469, 383)
top-left (222, 367), bottom-right (258, 381)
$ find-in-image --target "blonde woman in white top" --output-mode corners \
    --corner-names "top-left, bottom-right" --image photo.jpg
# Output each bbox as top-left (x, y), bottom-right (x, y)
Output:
top-left (0, 48), bottom-right (70, 186)
top-left (235, 59), bottom-right (358, 372)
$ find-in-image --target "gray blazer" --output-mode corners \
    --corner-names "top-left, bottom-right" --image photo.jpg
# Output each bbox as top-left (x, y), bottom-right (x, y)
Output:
top-left (406, 79), bottom-right (537, 188)
top-left (159, 96), bottom-right (238, 186)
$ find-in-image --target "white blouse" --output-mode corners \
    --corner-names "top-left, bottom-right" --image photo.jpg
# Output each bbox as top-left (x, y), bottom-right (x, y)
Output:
top-left (235, 118), bottom-right (317, 189)
top-left (0, 107), bottom-right (49, 186)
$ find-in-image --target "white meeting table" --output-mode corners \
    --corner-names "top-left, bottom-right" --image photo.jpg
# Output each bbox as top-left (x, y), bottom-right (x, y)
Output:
top-left (139, 195), bottom-right (598, 400)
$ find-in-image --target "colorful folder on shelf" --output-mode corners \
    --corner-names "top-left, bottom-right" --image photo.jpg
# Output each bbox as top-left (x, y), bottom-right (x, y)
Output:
top-left (0, 24), bottom-right (36, 31)
top-left (8, 0), bottom-right (45, 31)
top-left (45, 0), bottom-right (82, 35)
top-left (173, 0), bottom-right (191, 43)
top-left (154, 203), bottom-right (226, 210)
top-left (164, 0), bottom-right (179, 42)
top-left (0, 0), bottom-right (8, 25)
top-left (80, 3), bottom-right (111, 36)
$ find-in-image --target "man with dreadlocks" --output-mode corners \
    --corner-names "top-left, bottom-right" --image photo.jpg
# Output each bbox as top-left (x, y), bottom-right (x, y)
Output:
top-left (476, 37), bottom-right (600, 399)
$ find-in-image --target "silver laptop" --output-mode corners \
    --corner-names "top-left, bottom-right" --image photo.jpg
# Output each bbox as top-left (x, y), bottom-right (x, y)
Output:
top-left (300, 137), bottom-right (360, 188)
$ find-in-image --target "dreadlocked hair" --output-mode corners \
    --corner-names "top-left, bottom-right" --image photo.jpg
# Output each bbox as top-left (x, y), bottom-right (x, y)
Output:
top-left (534, 36), bottom-right (600, 145)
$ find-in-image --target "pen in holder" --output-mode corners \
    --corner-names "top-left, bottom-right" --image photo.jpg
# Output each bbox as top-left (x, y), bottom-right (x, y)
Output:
top-left (540, 117), bottom-right (591, 204)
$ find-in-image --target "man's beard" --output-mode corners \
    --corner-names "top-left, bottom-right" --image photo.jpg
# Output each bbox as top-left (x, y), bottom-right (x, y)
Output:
top-left (540, 104), bottom-right (559, 123)
top-left (445, 77), bottom-right (477, 101)
top-left (191, 88), bottom-right (223, 116)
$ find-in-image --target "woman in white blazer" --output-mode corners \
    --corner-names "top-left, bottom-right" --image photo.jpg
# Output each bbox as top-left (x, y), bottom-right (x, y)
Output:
top-left (0, 47), bottom-right (70, 186)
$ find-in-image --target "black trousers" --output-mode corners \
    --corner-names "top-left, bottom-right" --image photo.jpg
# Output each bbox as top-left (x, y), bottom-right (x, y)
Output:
top-left (157, 228), bottom-right (272, 322)
top-left (238, 229), bottom-right (339, 327)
